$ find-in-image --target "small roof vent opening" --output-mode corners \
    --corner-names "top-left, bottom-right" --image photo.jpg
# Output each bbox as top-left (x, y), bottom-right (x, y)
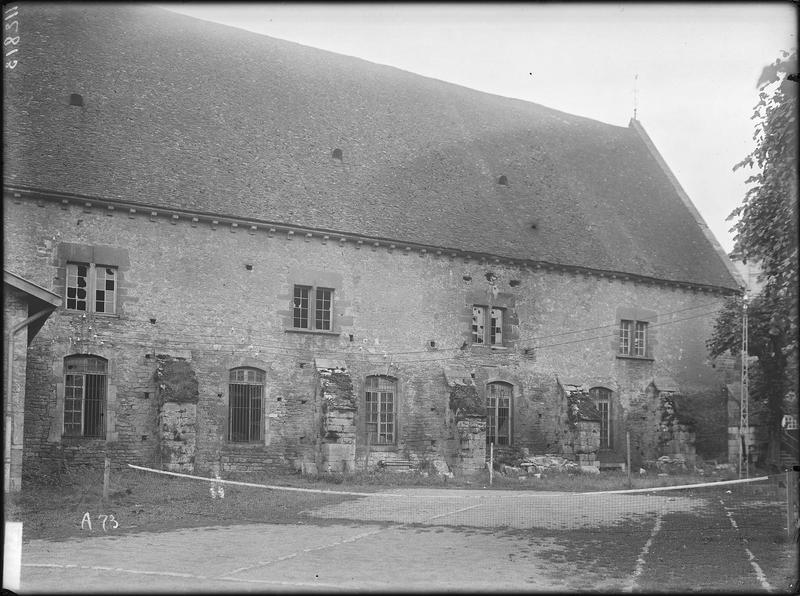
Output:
top-left (69, 93), bottom-right (84, 107)
top-left (332, 148), bottom-right (343, 161)
top-left (497, 175), bottom-right (508, 186)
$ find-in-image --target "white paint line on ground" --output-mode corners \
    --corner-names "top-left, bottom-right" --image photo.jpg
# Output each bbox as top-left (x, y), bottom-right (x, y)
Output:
top-left (24, 562), bottom-right (345, 589)
top-left (24, 562), bottom-right (206, 579)
top-left (624, 513), bottom-right (662, 593)
top-left (222, 525), bottom-right (403, 576)
top-left (425, 503), bottom-right (484, 521)
top-left (222, 503), bottom-right (484, 578)
top-left (720, 499), bottom-right (774, 592)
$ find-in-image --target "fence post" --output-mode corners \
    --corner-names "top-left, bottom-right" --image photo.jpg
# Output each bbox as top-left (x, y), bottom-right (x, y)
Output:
top-left (788, 469), bottom-right (798, 540)
top-left (489, 442), bottom-right (494, 486)
top-left (626, 431), bottom-right (632, 489)
top-left (103, 457), bottom-right (110, 502)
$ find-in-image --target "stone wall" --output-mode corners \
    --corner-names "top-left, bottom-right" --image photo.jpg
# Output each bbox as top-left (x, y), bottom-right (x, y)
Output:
top-left (4, 288), bottom-right (30, 492)
top-left (455, 416), bottom-right (487, 476)
top-left (158, 402), bottom-right (197, 472)
top-left (6, 194), bottom-right (731, 475)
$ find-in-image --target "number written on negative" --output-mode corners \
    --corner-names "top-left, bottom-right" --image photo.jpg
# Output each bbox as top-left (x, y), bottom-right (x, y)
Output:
top-left (5, 5), bottom-right (19, 70)
top-left (81, 512), bottom-right (119, 532)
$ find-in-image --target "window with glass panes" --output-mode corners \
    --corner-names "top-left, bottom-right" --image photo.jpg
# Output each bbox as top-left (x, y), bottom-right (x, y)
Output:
top-left (66, 263), bottom-right (117, 314)
top-left (293, 285), bottom-right (334, 331)
top-left (590, 387), bottom-right (612, 449)
top-left (365, 376), bottom-right (396, 445)
top-left (228, 368), bottom-right (265, 443)
top-left (619, 320), bottom-right (648, 357)
top-left (486, 382), bottom-right (512, 445)
top-left (472, 305), bottom-right (504, 345)
top-left (63, 355), bottom-right (107, 438)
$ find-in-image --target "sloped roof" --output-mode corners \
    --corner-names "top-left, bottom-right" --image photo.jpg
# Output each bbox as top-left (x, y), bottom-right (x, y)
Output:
top-left (3, 4), bottom-right (739, 289)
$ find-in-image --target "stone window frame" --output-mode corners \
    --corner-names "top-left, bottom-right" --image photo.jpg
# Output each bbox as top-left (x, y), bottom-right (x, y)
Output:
top-left (619, 319), bottom-right (648, 357)
top-left (615, 307), bottom-right (657, 361)
top-left (471, 305), bottom-right (506, 346)
top-left (50, 349), bottom-right (119, 444)
top-left (62, 354), bottom-right (108, 438)
top-left (291, 285), bottom-right (335, 332)
top-left (589, 386), bottom-right (613, 450)
top-left (64, 262), bottom-right (118, 315)
top-left (278, 270), bottom-right (344, 337)
top-left (358, 372), bottom-right (401, 451)
top-left (55, 243), bottom-right (130, 318)
top-left (486, 380), bottom-right (514, 446)
top-left (220, 356), bottom-right (271, 448)
top-left (227, 367), bottom-right (266, 444)
top-left (364, 374), bottom-right (398, 446)
top-left (464, 288), bottom-right (517, 350)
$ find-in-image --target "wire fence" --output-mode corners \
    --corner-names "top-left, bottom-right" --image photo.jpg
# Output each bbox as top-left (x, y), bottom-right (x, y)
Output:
top-left (114, 464), bottom-right (797, 538)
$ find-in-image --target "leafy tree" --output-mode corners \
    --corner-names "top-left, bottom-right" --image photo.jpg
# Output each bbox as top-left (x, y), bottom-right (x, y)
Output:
top-left (709, 50), bottom-right (798, 464)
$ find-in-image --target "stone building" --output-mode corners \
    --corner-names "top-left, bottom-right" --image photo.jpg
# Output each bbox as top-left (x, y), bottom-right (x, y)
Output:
top-left (3, 5), bottom-right (743, 488)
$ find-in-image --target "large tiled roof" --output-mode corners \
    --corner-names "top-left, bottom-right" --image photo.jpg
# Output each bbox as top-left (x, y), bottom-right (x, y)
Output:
top-left (3, 4), bottom-right (739, 289)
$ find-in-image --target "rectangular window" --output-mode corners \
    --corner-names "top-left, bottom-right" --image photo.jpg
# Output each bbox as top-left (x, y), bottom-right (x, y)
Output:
top-left (315, 288), bottom-right (333, 331)
top-left (228, 368), bottom-right (265, 443)
top-left (293, 286), bottom-right (310, 329)
top-left (63, 356), bottom-right (107, 438)
top-left (292, 285), bottom-right (334, 331)
top-left (472, 306), bottom-right (486, 344)
top-left (590, 387), bottom-right (612, 449)
top-left (486, 382), bottom-right (511, 446)
top-left (472, 305), bottom-right (505, 345)
top-left (619, 319), bottom-right (648, 357)
top-left (365, 376), bottom-right (396, 445)
top-left (66, 263), bottom-right (117, 314)
top-left (634, 321), bottom-right (647, 357)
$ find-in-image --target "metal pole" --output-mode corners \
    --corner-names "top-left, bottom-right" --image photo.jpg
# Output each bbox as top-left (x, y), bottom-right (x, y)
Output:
top-left (739, 294), bottom-right (750, 479)
top-left (626, 431), bottom-right (632, 489)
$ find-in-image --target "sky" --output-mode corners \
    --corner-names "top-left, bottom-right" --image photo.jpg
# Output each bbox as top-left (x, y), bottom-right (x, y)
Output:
top-left (160, 2), bottom-right (797, 254)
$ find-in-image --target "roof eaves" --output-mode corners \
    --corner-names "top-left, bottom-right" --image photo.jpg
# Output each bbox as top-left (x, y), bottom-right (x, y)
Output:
top-left (4, 269), bottom-right (62, 308)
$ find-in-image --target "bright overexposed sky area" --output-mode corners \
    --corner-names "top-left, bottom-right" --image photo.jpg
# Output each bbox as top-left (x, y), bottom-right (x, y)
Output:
top-left (161, 2), bottom-right (797, 254)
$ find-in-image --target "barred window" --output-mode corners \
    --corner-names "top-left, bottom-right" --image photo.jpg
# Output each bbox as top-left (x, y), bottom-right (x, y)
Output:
top-left (228, 367), bottom-right (265, 443)
top-left (365, 376), bottom-right (396, 445)
top-left (472, 305), bottom-right (505, 346)
top-left (66, 263), bottom-right (117, 314)
top-left (486, 382), bottom-right (512, 446)
top-left (619, 320), bottom-right (648, 357)
top-left (63, 355), bottom-right (107, 438)
top-left (292, 285), bottom-right (334, 331)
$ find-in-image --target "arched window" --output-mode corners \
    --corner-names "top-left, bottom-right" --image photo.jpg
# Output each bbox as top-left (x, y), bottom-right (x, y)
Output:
top-left (228, 367), bottom-right (265, 443)
top-left (64, 355), bottom-right (107, 437)
top-left (365, 376), bottom-right (396, 445)
top-left (486, 382), bottom-right (512, 446)
top-left (589, 387), bottom-right (612, 449)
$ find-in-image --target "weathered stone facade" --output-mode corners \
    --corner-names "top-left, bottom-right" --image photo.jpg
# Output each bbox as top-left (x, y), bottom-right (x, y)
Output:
top-left (5, 195), bottom-right (734, 478)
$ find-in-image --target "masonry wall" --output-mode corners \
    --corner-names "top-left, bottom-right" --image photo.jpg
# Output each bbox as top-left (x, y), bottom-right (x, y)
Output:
top-left (5, 195), bottom-right (733, 476)
top-left (4, 288), bottom-right (30, 491)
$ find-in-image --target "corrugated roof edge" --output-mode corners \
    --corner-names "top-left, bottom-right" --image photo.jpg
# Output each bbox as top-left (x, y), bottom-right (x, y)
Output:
top-left (628, 118), bottom-right (745, 292)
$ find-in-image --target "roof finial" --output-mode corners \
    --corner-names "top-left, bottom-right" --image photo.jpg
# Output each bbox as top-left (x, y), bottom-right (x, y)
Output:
top-left (633, 74), bottom-right (639, 120)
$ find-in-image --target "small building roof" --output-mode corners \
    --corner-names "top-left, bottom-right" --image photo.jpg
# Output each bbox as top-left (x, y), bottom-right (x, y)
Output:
top-left (4, 270), bottom-right (62, 340)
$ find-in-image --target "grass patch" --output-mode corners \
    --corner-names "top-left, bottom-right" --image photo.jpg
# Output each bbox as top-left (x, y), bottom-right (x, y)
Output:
top-left (6, 462), bottom-right (777, 543)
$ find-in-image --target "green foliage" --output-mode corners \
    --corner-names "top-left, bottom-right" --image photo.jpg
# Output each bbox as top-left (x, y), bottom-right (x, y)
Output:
top-left (715, 49), bottom-right (799, 447)
top-left (728, 50), bottom-right (798, 363)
